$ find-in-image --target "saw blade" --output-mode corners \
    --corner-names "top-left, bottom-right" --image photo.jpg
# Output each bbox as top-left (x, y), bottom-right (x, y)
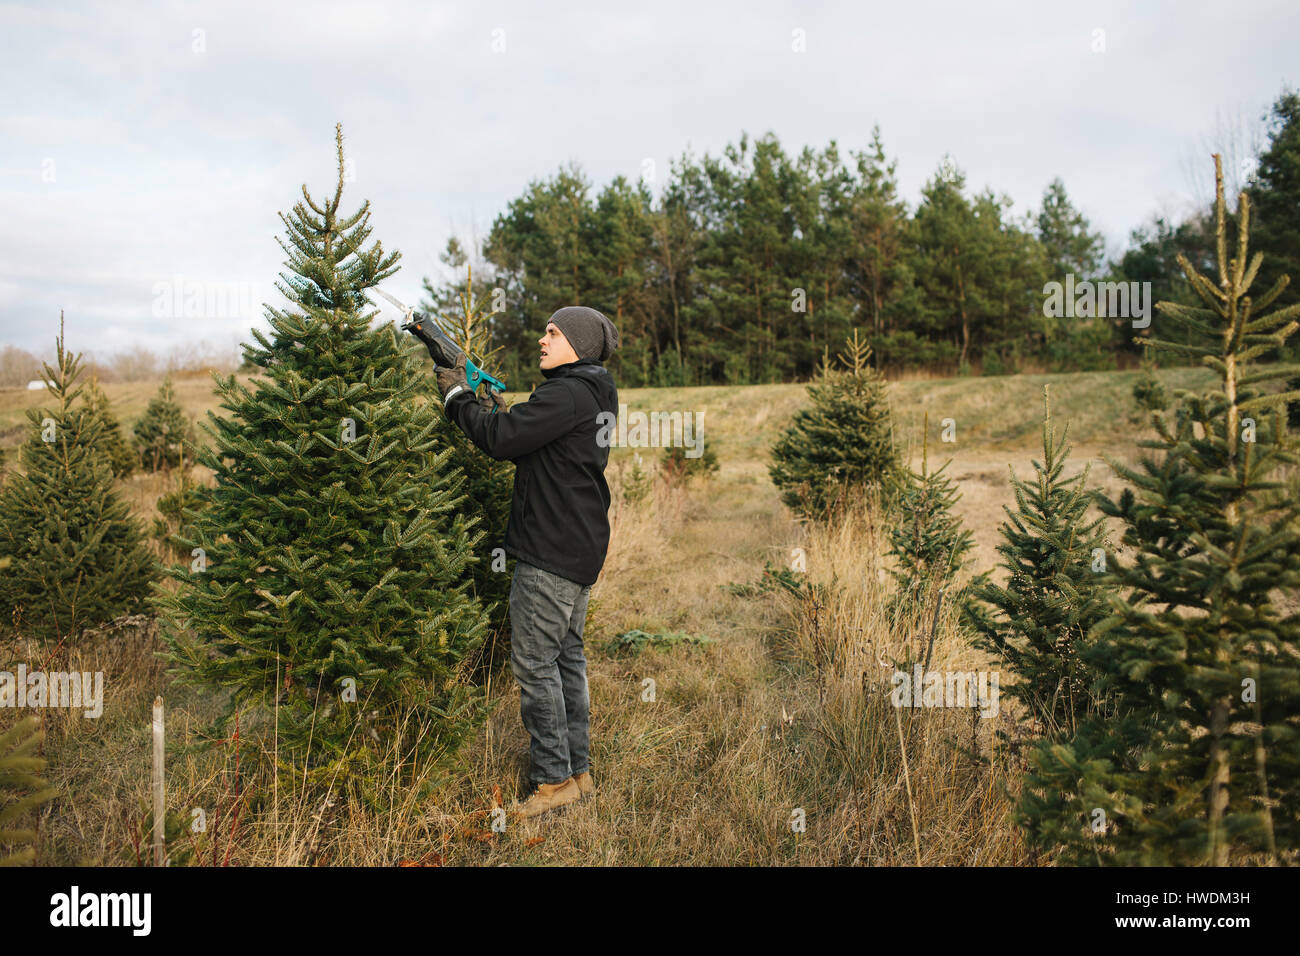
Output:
top-left (366, 286), bottom-right (413, 319)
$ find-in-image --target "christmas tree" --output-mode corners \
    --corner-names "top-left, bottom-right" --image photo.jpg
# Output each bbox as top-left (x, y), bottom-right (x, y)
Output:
top-left (154, 125), bottom-right (491, 787)
top-left (963, 387), bottom-right (1112, 737)
top-left (885, 414), bottom-right (973, 615)
top-left (662, 441), bottom-right (720, 486)
top-left (1289, 373), bottom-right (1300, 431)
top-left (0, 318), bottom-right (155, 641)
top-left (151, 466), bottom-right (203, 562)
top-left (133, 376), bottom-right (192, 472)
top-left (84, 377), bottom-right (136, 479)
top-left (419, 259), bottom-right (515, 675)
top-left (1131, 355), bottom-right (1168, 414)
top-left (1019, 155), bottom-right (1300, 865)
top-left (770, 330), bottom-right (898, 521)
top-left (0, 716), bottom-right (56, 866)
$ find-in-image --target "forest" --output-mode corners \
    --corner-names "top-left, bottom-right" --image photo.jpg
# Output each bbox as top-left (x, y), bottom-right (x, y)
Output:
top-left (414, 90), bottom-right (1300, 390)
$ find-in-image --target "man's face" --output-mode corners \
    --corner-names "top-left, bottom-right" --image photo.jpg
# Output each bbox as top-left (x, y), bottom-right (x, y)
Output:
top-left (538, 322), bottom-right (579, 370)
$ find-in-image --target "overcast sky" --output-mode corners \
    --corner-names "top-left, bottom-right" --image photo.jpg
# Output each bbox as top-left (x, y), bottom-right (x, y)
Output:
top-left (1, 0), bottom-right (1295, 362)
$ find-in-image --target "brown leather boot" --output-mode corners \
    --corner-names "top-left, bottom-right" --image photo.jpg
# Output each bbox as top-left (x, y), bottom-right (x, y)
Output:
top-left (514, 777), bottom-right (581, 819)
top-left (573, 771), bottom-right (594, 799)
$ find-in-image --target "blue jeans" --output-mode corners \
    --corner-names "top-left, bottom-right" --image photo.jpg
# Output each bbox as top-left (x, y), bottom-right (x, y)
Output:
top-left (509, 560), bottom-right (592, 787)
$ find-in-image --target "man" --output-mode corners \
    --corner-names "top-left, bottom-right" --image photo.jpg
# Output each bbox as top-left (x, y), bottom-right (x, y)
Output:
top-left (436, 306), bottom-right (619, 819)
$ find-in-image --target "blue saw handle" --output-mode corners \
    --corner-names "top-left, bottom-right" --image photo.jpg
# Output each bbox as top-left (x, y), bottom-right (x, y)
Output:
top-left (401, 310), bottom-right (507, 412)
top-left (465, 360), bottom-right (506, 396)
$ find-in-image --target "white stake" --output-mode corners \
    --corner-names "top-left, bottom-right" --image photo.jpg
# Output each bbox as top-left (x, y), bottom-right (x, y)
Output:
top-left (152, 696), bottom-right (165, 867)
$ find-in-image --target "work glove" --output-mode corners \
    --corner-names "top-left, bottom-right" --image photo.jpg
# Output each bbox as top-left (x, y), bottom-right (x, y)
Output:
top-left (436, 353), bottom-right (468, 406)
top-left (478, 389), bottom-right (507, 413)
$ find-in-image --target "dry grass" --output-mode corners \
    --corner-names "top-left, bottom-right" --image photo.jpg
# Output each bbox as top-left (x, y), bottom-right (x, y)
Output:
top-left (1, 365), bottom-right (1207, 866)
top-left (773, 495), bottom-right (1026, 865)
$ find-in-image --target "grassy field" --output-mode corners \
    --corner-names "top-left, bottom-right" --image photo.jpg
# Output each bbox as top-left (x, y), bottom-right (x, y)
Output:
top-left (1, 364), bottom-right (1224, 865)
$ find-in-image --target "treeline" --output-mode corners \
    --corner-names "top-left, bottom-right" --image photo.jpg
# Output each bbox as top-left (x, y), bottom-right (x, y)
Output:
top-left (422, 89), bottom-right (1300, 388)
top-left (0, 340), bottom-right (241, 389)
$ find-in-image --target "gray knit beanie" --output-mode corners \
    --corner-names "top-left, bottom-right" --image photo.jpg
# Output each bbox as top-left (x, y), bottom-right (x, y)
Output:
top-left (548, 306), bottom-right (619, 361)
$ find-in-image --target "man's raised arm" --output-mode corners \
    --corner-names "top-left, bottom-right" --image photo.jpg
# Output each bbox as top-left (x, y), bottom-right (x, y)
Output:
top-left (444, 381), bottom-right (576, 461)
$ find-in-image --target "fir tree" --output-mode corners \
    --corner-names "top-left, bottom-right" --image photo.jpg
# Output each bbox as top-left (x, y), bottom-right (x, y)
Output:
top-left (154, 125), bottom-right (490, 788)
top-left (419, 262), bottom-right (515, 675)
top-left (1288, 373), bottom-right (1300, 431)
top-left (0, 318), bottom-right (155, 641)
top-left (1020, 155), bottom-right (1300, 865)
top-left (1131, 354), bottom-right (1169, 413)
top-left (84, 377), bottom-right (136, 479)
top-left (133, 376), bottom-right (192, 472)
top-left (662, 441), bottom-right (720, 486)
top-left (0, 716), bottom-right (56, 867)
top-left (770, 331), bottom-right (898, 520)
top-left (151, 467), bottom-right (203, 563)
top-left (620, 452), bottom-right (653, 506)
top-left (885, 414), bottom-right (974, 614)
top-left (963, 386), bottom-right (1112, 737)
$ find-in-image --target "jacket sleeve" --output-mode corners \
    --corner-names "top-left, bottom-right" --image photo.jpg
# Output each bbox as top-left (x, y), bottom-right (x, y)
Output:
top-left (446, 380), bottom-right (577, 461)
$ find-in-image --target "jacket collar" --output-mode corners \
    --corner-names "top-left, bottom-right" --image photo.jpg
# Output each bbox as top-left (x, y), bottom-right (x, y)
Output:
top-left (542, 358), bottom-right (605, 379)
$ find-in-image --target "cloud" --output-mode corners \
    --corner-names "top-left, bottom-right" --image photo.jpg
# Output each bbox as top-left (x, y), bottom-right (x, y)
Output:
top-left (0, 0), bottom-right (1295, 355)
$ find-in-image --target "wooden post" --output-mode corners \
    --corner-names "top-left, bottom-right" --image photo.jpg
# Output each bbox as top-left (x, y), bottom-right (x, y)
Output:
top-left (922, 586), bottom-right (946, 672)
top-left (151, 696), bottom-right (165, 867)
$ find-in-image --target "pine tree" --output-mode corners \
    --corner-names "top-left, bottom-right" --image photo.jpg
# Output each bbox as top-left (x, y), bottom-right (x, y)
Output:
top-left (963, 386), bottom-right (1112, 737)
top-left (1288, 373), bottom-right (1300, 431)
top-left (591, 176), bottom-right (656, 382)
top-left (1131, 354), bottom-right (1169, 413)
top-left (482, 164), bottom-right (601, 387)
top-left (769, 331), bottom-right (898, 521)
top-left (885, 414), bottom-right (974, 614)
top-left (0, 318), bottom-right (156, 641)
top-left (0, 716), bottom-right (57, 867)
top-left (84, 377), bottom-right (136, 479)
top-left (151, 466), bottom-right (203, 562)
top-left (844, 127), bottom-right (914, 365)
top-left (909, 161), bottom-right (1046, 371)
top-left (419, 263), bottom-right (515, 675)
top-left (1019, 155), bottom-right (1300, 865)
top-left (1034, 181), bottom-right (1115, 374)
top-left (661, 441), bottom-right (720, 486)
top-left (1036, 177), bottom-right (1105, 279)
top-left (154, 125), bottom-right (491, 788)
top-left (133, 376), bottom-right (192, 472)
top-left (1245, 89), bottom-right (1300, 316)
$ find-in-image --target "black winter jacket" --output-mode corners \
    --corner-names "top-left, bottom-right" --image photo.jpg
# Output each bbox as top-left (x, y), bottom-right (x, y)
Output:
top-left (446, 359), bottom-right (619, 586)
